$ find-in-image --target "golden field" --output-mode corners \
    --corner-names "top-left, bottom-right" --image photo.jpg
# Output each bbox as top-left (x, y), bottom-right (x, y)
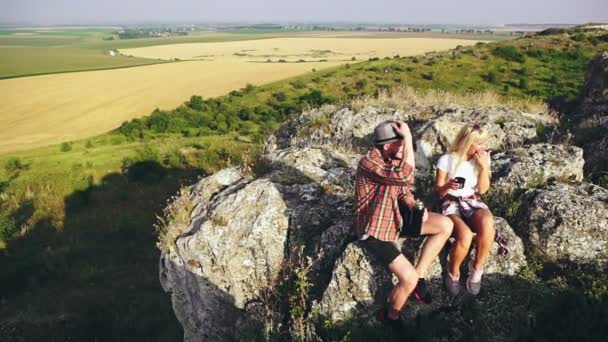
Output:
top-left (119, 37), bottom-right (481, 62)
top-left (0, 36), bottom-right (480, 154)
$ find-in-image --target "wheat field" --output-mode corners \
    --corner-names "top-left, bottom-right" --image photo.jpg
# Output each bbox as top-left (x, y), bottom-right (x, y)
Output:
top-left (0, 37), bottom-right (480, 154)
top-left (119, 37), bottom-right (481, 62)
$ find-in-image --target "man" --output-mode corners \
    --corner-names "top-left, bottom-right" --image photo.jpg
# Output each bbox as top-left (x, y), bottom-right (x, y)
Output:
top-left (354, 120), bottom-right (453, 326)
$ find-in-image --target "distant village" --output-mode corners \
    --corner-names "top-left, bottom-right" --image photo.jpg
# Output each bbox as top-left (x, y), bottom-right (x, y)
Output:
top-left (113, 23), bottom-right (577, 39)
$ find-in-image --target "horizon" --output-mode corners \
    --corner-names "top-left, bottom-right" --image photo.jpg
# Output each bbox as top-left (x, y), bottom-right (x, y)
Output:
top-left (4, 0), bottom-right (608, 27)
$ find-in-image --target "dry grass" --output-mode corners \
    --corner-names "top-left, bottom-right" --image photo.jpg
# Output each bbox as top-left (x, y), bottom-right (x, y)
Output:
top-left (155, 187), bottom-right (194, 253)
top-left (350, 86), bottom-right (549, 113)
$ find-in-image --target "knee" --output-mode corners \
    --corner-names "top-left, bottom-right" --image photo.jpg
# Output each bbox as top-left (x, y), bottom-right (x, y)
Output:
top-left (399, 274), bottom-right (418, 293)
top-left (459, 229), bottom-right (474, 245)
top-left (441, 217), bottom-right (454, 236)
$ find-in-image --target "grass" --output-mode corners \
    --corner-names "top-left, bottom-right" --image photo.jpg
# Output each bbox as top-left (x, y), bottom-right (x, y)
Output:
top-left (0, 133), bottom-right (254, 340)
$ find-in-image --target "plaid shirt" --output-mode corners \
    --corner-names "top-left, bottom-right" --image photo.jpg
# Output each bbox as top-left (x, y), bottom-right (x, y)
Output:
top-left (354, 148), bottom-right (415, 241)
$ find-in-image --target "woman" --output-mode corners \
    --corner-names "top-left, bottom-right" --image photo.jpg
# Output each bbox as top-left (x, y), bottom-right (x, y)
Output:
top-left (434, 124), bottom-right (494, 295)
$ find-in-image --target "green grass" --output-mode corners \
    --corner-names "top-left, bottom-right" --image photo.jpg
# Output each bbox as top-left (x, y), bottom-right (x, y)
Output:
top-left (0, 28), bottom-right (287, 78)
top-left (0, 133), bottom-right (255, 340)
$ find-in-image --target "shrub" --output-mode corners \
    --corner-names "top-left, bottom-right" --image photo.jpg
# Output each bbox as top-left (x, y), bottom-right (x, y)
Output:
top-left (519, 77), bottom-right (529, 90)
top-left (0, 210), bottom-right (17, 241)
top-left (60, 142), bottom-right (72, 152)
top-left (85, 140), bottom-right (94, 148)
top-left (162, 149), bottom-right (188, 169)
top-left (5, 157), bottom-right (26, 173)
top-left (485, 71), bottom-right (498, 84)
top-left (355, 79), bottom-right (368, 90)
top-left (492, 45), bottom-right (526, 63)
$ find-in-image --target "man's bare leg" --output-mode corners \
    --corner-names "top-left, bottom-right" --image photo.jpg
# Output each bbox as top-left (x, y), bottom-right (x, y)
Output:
top-left (415, 212), bottom-right (453, 278)
top-left (387, 254), bottom-right (418, 319)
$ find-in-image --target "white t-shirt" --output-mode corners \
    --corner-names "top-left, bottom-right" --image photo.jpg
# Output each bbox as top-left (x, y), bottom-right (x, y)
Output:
top-left (436, 153), bottom-right (479, 197)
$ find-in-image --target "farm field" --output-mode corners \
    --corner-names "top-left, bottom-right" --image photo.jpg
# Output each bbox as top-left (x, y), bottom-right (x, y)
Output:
top-left (119, 37), bottom-right (483, 62)
top-left (0, 35), bottom-right (480, 154)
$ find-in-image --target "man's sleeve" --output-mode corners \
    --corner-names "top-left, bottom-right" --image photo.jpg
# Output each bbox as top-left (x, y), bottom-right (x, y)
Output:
top-left (358, 155), bottom-right (415, 186)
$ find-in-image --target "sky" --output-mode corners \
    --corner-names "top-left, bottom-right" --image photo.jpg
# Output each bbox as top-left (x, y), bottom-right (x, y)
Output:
top-left (3, 0), bottom-right (608, 26)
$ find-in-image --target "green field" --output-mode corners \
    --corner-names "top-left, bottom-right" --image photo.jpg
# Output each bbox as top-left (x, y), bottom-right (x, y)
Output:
top-left (0, 28), bottom-right (290, 78)
top-left (1, 27), bottom-right (607, 340)
top-left (0, 27), bottom-right (501, 79)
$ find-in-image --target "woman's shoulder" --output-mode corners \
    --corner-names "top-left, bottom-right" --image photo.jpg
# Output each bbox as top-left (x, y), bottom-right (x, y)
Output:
top-left (436, 152), bottom-right (456, 169)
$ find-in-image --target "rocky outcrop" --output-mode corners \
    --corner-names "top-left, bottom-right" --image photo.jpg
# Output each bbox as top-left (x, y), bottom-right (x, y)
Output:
top-left (492, 143), bottom-right (584, 190)
top-left (159, 95), bottom-right (606, 340)
top-left (316, 218), bottom-right (527, 323)
top-left (517, 182), bottom-right (608, 267)
top-left (416, 108), bottom-right (555, 163)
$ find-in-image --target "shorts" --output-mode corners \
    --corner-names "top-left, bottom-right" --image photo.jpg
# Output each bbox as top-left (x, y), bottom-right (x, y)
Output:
top-left (441, 195), bottom-right (489, 219)
top-left (360, 236), bottom-right (402, 266)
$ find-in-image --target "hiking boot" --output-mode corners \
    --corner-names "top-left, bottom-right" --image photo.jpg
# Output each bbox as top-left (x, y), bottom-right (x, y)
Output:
top-left (444, 273), bottom-right (460, 296)
top-left (376, 308), bottom-right (404, 333)
top-left (413, 278), bottom-right (432, 304)
top-left (466, 260), bottom-right (482, 295)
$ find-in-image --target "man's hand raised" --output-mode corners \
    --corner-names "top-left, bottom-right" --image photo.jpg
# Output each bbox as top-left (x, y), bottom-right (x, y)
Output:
top-left (391, 121), bottom-right (411, 139)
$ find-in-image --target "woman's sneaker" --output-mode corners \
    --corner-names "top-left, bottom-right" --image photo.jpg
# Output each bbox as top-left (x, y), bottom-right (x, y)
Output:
top-left (466, 260), bottom-right (483, 295)
top-left (444, 272), bottom-right (460, 296)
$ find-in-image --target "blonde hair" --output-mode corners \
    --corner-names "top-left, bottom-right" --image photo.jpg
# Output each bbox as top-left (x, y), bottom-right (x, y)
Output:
top-left (449, 124), bottom-right (490, 175)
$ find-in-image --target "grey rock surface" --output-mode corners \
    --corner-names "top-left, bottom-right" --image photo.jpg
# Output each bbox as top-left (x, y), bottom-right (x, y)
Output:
top-left (518, 182), bottom-right (608, 267)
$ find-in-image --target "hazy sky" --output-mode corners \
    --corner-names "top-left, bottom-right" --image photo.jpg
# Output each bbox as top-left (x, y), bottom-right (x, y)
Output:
top-left (3, 0), bottom-right (608, 26)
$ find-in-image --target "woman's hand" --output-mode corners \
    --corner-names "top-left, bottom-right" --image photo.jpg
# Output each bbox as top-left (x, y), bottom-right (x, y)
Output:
top-left (474, 149), bottom-right (491, 170)
top-left (445, 179), bottom-right (461, 190)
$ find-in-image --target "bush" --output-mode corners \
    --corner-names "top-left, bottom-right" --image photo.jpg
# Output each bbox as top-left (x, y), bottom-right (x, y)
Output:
top-left (355, 79), bottom-right (367, 90)
top-left (85, 140), bottom-right (94, 148)
top-left (0, 210), bottom-right (17, 241)
top-left (484, 71), bottom-right (498, 84)
top-left (60, 142), bottom-right (72, 152)
top-left (5, 157), bottom-right (26, 173)
top-left (519, 77), bottom-right (529, 90)
top-left (493, 45), bottom-right (526, 63)
top-left (162, 149), bottom-right (188, 169)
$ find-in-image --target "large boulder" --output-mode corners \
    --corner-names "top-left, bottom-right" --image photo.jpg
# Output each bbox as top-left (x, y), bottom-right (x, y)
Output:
top-left (160, 178), bottom-right (290, 341)
top-left (492, 143), bottom-right (584, 190)
top-left (317, 217), bottom-right (528, 327)
top-left (517, 182), bottom-right (608, 267)
top-left (416, 107), bottom-right (555, 161)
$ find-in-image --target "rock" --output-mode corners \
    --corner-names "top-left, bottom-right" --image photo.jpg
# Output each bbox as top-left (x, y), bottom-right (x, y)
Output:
top-left (272, 106), bottom-right (418, 151)
top-left (416, 107), bottom-right (555, 161)
top-left (492, 143), bottom-right (584, 190)
top-left (317, 217), bottom-right (527, 324)
top-left (190, 167), bottom-right (244, 219)
top-left (160, 178), bottom-right (290, 341)
top-left (315, 242), bottom-right (392, 322)
top-left (518, 182), bottom-right (608, 267)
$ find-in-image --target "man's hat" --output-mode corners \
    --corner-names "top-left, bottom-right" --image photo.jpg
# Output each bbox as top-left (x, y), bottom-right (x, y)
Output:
top-left (373, 120), bottom-right (402, 145)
